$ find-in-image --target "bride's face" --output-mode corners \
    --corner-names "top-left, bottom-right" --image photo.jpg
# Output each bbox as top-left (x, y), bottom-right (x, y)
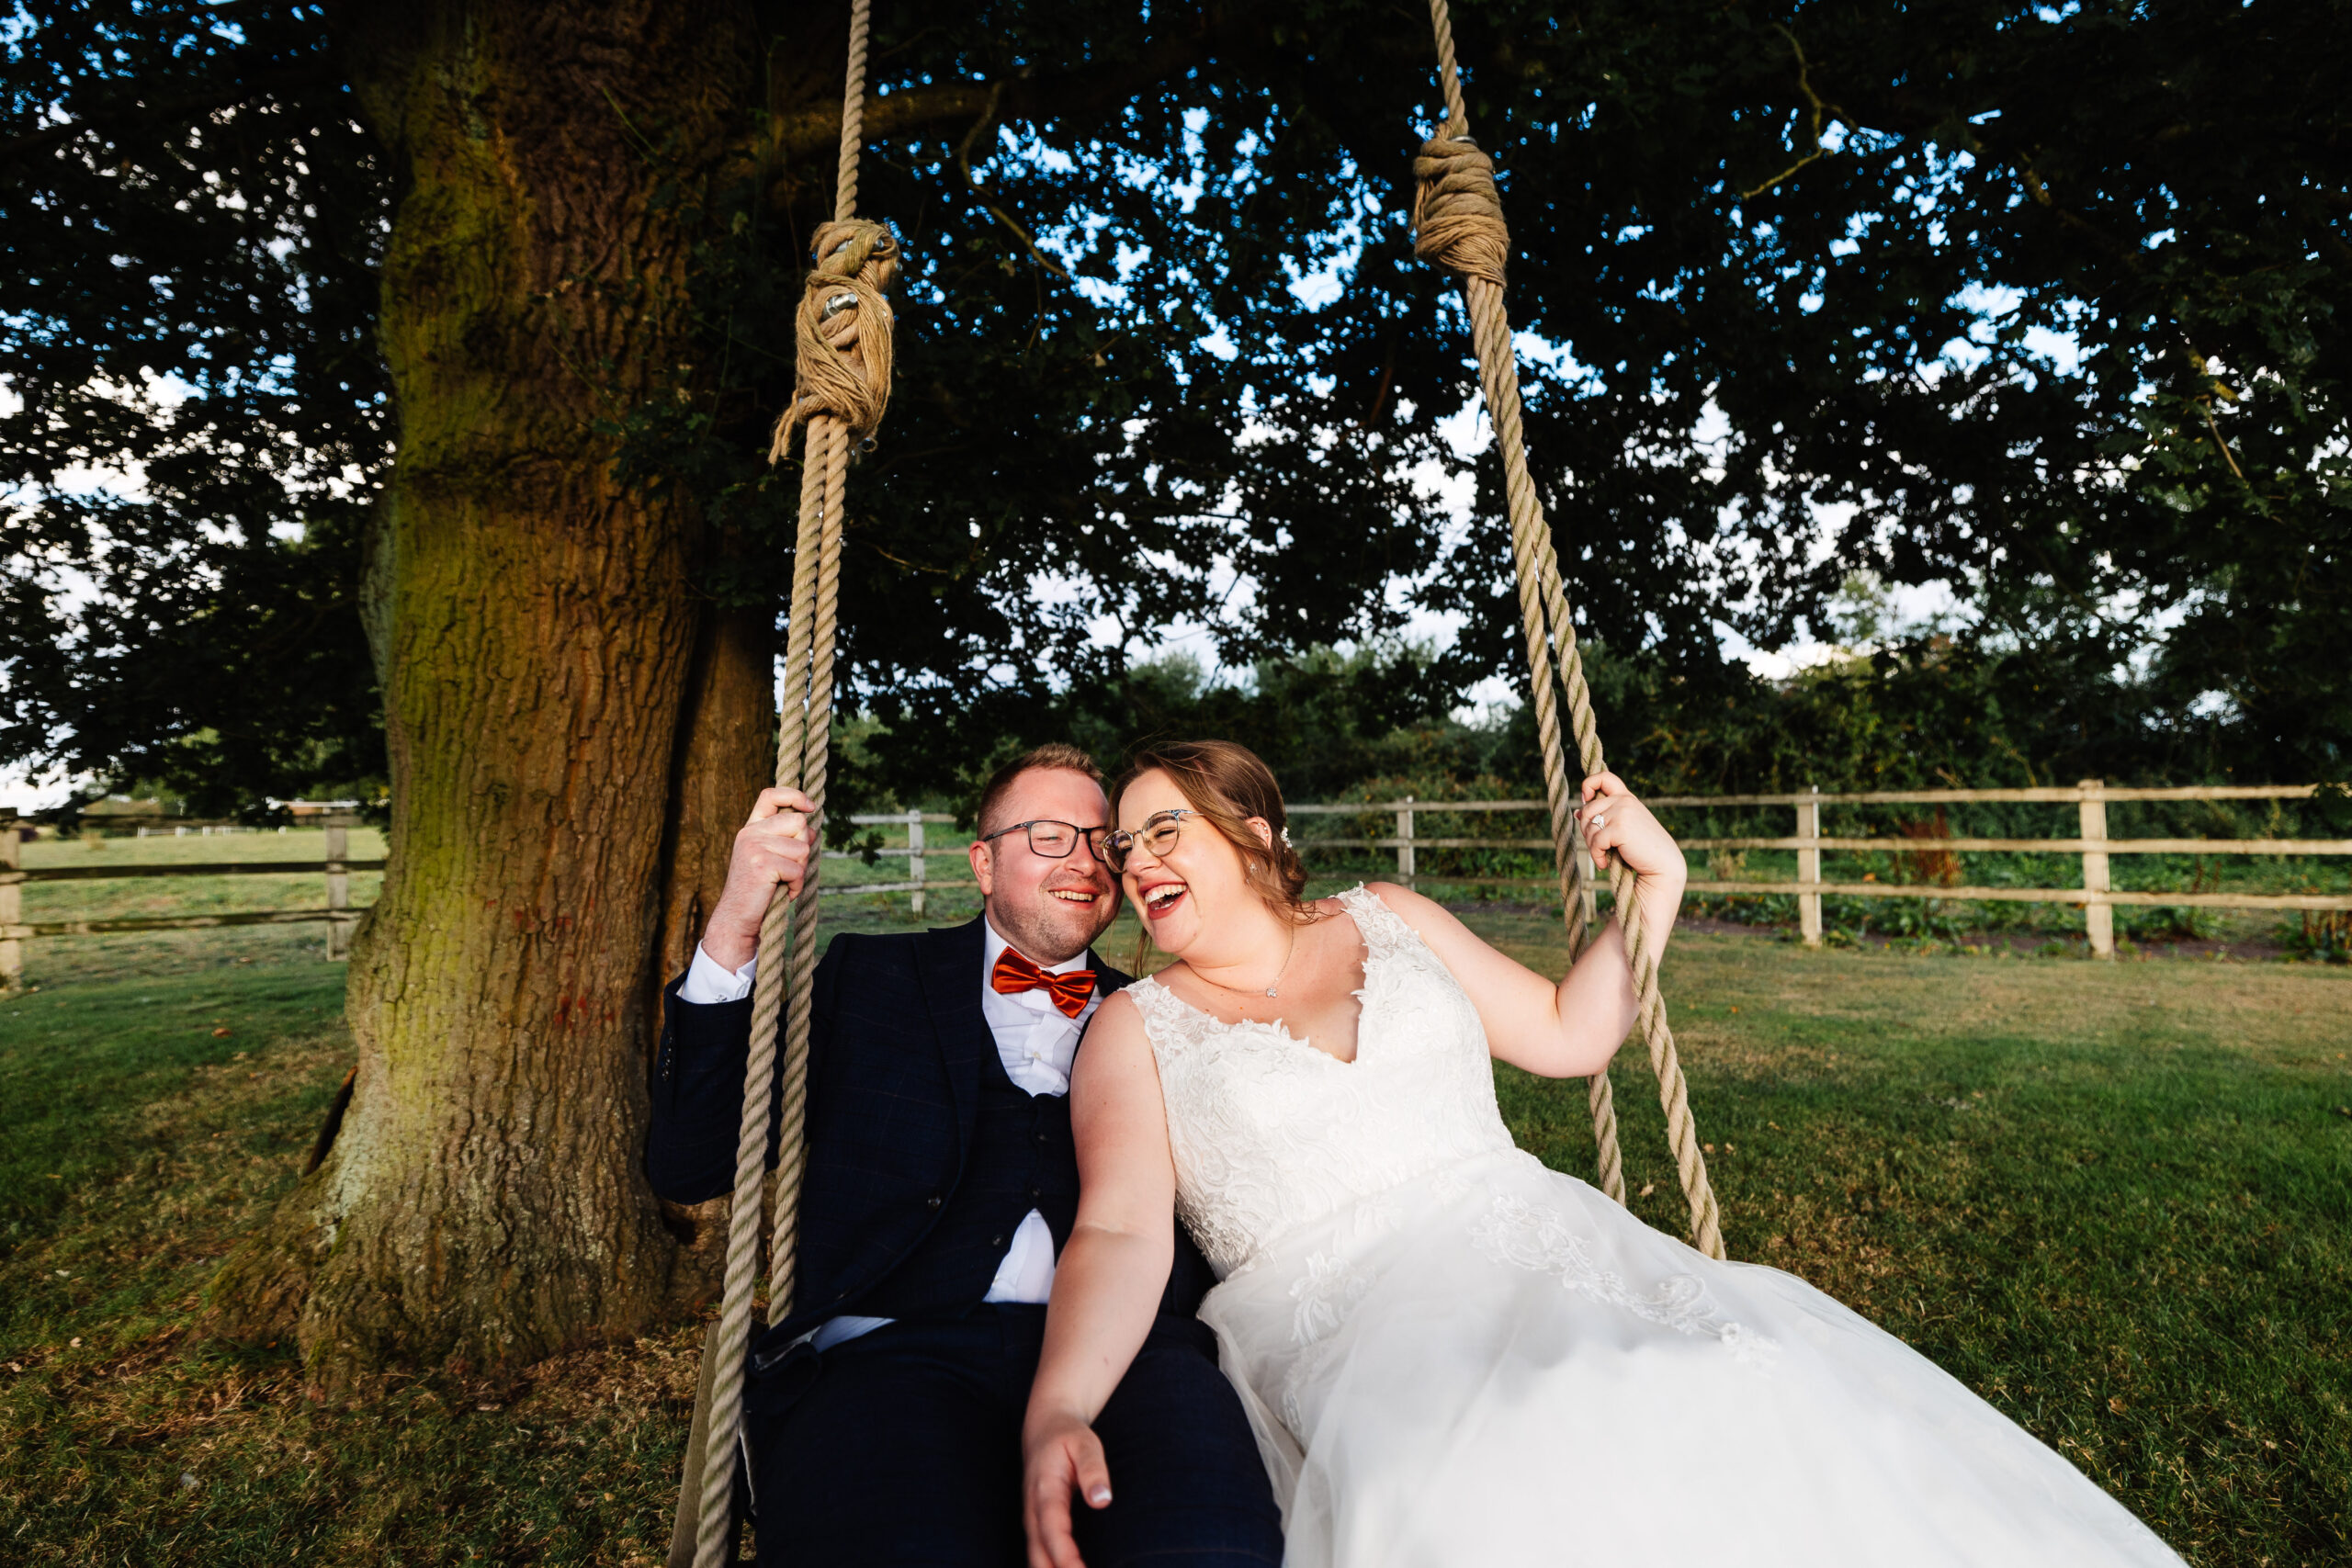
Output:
top-left (1115, 768), bottom-right (1268, 957)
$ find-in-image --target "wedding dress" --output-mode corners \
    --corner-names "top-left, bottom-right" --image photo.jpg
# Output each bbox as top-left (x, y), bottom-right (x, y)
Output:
top-left (1123, 885), bottom-right (2185, 1567)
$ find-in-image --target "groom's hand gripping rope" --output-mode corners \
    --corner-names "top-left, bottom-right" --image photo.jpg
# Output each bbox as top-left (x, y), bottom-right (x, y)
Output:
top-left (699, 786), bottom-right (816, 974)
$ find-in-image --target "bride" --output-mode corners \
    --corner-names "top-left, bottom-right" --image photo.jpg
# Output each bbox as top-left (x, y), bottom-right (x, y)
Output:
top-left (1018, 739), bottom-right (2187, 1568)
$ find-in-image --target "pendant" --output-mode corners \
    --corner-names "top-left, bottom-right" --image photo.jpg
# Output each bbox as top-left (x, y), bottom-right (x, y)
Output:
top-left (1264, 987), bottom-right (1278, 998)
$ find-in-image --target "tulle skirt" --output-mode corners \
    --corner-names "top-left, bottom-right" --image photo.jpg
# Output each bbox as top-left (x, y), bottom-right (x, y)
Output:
top-left (1195, 1148), bottom-right (2185, 1567)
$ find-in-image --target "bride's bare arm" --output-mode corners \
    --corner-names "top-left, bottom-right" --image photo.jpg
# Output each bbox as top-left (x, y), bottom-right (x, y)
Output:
top-left (1021, 992), bottom-right (1179, 1568)
top-left (1368, 772), bottom-right (1687, 1078)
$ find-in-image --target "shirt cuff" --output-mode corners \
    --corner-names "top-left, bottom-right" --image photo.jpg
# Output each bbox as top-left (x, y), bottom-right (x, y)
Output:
top-left (679, 942), bottom-right (757, 1005)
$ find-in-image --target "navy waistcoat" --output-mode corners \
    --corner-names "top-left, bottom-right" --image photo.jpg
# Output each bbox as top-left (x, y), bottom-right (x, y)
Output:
top-left (856, 1030), bottom-right (1080, 1321)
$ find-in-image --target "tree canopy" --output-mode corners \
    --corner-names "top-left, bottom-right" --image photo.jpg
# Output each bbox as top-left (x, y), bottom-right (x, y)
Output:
top-left (7, 0), bottom-right (2347, 813)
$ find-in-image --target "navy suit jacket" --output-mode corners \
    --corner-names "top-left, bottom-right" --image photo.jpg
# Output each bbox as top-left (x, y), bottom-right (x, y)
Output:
top-left (647, 916), bottom-right (1216, 1348)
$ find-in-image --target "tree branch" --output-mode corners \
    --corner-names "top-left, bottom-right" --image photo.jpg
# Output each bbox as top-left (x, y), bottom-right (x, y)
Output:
top-left (1739, 26), bottom-right (1849, 200)
top-left (955, 81), bottom-right (1072, 283)
top-left (766, 35), bottom-right (1212, 171)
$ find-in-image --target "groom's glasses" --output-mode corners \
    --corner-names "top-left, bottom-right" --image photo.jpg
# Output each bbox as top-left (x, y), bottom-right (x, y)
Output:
top-left (1102, 809), bottom-right (1193, 873)
top-left (979, 818), bottom-right (1114, 862)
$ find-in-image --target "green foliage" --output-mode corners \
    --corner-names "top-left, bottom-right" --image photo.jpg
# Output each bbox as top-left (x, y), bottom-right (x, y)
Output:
top-left (1, 3), bottom-right (387, 812)
top-left (839, 640), bottom-right (1510, 818)
top-left (1067, 644), bottom-right (1487, 799)
top-left (5, 0), bottom-right (2346, 810)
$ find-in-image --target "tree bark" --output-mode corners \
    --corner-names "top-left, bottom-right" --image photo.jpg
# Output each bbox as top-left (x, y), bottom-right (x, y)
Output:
top-left (214, 1), bottom-right (767, 1388)
top-left (654, 592), bottom-right (777, 1017)
top-left (644, 589), bottom-right (776, 1274)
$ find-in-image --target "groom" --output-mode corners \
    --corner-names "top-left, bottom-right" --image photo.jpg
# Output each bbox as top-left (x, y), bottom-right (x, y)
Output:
top-left (647, 744), bottom-right (1282, 1567)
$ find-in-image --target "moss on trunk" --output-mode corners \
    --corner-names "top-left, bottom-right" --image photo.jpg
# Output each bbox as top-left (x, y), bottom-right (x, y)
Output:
top-left (213, 2), bottom-right (772, 1390)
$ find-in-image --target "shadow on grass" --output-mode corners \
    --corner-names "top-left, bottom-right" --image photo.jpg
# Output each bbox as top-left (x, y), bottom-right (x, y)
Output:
top-left (0, 936), bottom-right (698, 1566)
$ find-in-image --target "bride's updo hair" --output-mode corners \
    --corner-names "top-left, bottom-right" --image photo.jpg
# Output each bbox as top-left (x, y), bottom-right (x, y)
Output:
top-left (1111, 740), bottom-right (1315, 922)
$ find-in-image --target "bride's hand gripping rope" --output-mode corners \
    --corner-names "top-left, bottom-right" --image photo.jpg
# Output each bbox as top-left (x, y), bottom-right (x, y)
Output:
top-left (1576, 772), bottom-right (1685, 887)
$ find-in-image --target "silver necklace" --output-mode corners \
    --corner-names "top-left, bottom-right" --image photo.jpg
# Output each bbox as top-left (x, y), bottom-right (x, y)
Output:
top-left (1201, 924), bottom-right (1300, 1001)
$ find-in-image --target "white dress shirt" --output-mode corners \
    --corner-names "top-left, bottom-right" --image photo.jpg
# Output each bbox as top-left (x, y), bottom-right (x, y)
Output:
top-left (678, 919), bottom-right (1101, 1348)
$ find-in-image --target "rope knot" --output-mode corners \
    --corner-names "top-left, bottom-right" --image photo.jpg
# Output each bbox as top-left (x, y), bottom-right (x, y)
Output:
top-left (770, 218), bottom-right (901, 459)
top-left (1411, 133), bottom-right (1510, 288)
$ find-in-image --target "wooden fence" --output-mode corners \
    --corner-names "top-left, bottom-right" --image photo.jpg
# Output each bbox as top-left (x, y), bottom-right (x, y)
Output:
top-left (1290, 782), bottom-right (2352, 958)
top-left (6, 784), bottom-right (2344, 987)
top-left (1, 813), bottom-right (370, 987)
top-left (791, 785), bottom-right (2352, 963)
top-left (822, 809), bottom-right (966, 916)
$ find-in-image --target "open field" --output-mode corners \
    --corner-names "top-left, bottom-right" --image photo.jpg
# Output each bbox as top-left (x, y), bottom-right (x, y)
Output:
top-left (2, 909), bottom-right (2346, 1564)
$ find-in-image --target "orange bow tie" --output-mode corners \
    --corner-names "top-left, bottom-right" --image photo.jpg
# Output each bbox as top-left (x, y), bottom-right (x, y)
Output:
top-left (991, 947), bottom-right (1096, 1019)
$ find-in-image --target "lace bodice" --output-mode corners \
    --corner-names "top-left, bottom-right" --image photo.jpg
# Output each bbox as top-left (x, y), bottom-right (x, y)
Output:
top-left (1125, 885), bottom-right (1517, 1277)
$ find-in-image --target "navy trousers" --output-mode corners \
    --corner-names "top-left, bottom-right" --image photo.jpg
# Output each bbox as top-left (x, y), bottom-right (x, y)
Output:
top-left (746, 1305), bottom-right (1283, 1567)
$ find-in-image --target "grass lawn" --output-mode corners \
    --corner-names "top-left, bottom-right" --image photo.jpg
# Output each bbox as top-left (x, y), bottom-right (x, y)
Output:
top-left (2, 903), bottom-right (2346, 1565)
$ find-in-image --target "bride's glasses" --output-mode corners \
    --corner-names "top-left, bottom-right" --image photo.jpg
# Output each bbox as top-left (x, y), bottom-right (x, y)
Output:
top-left (1102, 808), bottom-right (1193, 873)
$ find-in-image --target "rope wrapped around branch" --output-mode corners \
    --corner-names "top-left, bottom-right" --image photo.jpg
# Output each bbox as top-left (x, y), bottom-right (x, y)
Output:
top-left (1415, 0), bottom-right (1725, 1258)
top-left (1410, 134), bottom-right (1510, 288)
top-left (768, 217), bottom-right (900, 458)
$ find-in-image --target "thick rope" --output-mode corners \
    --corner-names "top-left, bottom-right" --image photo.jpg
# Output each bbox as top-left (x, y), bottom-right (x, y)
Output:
top-left (770, 418), bottom-right (850, 1325)
top-left (1419, 0), bottom-right (1721, 1257)
top-left (677, 3), bottom-right (885, 1562)
top-left (768, 221), bottom-right (899, 457)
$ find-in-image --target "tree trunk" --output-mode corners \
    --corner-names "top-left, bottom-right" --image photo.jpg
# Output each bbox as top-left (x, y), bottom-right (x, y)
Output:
top-left (214, 1), bottom-right (767, 1389)
top-left (644, 591), bottom-right (776, 1275)
top-left (654, 592), bottom-right (777, 1017)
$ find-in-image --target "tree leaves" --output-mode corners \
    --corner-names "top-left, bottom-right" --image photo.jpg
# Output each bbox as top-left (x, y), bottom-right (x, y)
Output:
top-left (5, 0), bottom-right (2345, 812)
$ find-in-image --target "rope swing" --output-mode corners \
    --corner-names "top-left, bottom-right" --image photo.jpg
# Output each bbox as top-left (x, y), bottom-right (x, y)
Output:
top-left (1413, 0), bottom-right (1725, 1258)
top-left (668, 2), bottom-right (1724, 1554)
top-left (668, 1), bottom-right (893, 1561)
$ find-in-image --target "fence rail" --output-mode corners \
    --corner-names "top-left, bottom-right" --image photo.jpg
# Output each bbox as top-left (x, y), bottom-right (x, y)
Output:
top-left (816, 789), bottom-right (2349, 959)
top-left (1286, 782), bottom-right (2348, 957)
top-left (5, 783), bottom-right (2343, 986)
top-left (1, 813), bottom-right (367, 987)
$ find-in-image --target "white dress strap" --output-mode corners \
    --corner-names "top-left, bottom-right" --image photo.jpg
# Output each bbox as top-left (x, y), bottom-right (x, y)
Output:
top-left (1122, 972), bottom-right (1212, 1061)
top-left (1334, 882), bottom-right (1417, 955)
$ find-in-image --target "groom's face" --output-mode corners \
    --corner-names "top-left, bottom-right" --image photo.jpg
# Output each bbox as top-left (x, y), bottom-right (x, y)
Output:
top-left (970, 766), bottom-right (1122, 965)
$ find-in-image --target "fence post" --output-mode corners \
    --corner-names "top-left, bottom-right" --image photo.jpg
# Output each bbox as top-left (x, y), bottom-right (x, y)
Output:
top-left (1797, 784), bottom-right (1823, 947)
top-left (907, 808), bottom-right (926, 920)
top-left (1396, 796), bottom-right (1415, 883)
top-left (2079, 779), bottom-right (2114, 959)
top-left (1, 812), bottom-right (21, 993)
top-left (324, 813), bottom-right (356, 961)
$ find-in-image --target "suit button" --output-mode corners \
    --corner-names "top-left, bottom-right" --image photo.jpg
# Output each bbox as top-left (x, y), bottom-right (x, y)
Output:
top-left (926, 1194), bottom-right (943, 1210)
top-left (991, 1235), bottom-right (1006, 1248)
top-left (1028, 1186), bottom-right (1041, 1198)
top-left (1035, 1132), bottom-right (1050, 1145)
